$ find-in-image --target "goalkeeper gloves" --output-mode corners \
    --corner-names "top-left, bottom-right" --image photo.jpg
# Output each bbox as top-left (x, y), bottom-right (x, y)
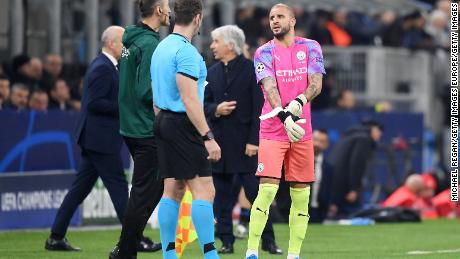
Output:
top-left (286, 94), bottom-right (308, 117)
top-left (277, 110), bottom-right (305, 143)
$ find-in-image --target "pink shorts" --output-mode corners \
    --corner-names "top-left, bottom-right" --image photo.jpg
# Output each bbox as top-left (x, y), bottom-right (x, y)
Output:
top-left (256, 139), bottom-right (315, 183)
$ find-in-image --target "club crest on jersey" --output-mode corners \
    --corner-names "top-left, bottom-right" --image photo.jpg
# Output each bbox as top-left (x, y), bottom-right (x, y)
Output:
top-left (256, 63), bottom-right (265, 73)
top-left (121, 46), bottom-right (130, 59)
top-left (257, 163), bottom-right (264, 172)
top-left (296, 51), bottom-right (306, 61)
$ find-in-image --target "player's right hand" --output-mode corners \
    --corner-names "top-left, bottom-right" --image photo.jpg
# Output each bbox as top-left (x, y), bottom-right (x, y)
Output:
top-left (277, 110), bottom-right (305, 142)
top-left (205, 139), bottom-right (221, 161)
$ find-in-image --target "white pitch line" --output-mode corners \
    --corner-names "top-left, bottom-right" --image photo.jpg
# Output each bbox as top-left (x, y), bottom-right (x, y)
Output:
top-left (407, 248), bottom-right (460, 255)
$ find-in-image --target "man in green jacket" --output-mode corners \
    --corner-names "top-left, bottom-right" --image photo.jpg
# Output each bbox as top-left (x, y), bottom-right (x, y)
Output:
top-left (110, 0), bottom-right (171, 258)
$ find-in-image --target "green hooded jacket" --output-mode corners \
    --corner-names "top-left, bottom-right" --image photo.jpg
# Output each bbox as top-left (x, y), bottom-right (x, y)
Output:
top-left (119, 22), bottom-right (159, 138)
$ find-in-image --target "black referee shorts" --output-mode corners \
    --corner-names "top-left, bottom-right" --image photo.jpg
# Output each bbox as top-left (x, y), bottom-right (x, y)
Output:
top-left (154, 110), bottom-right (212, 180)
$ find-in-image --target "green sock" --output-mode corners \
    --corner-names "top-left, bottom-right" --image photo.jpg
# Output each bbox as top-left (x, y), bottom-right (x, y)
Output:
top-left (247, 183), bottom-right (279, 250)
top-left (288, 186), bottom-right (311, 255)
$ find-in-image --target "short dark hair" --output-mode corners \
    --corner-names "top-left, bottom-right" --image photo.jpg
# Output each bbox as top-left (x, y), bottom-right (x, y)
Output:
top-left (174, 0), bottom-right (202, 25)
top-left (137, 0), bottom-right (163, 18)
top-left (361, 119), bottom-right (384, 132)
top-left (52, 79), bottom-right (67, 91)
top-left (31, 88), bottom-right (47, 96)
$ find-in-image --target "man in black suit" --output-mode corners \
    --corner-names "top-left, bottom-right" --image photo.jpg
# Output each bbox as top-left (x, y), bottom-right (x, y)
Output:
top-left (45, 26), bottom-right (128, 252)
top-left (309, 129), bottom-right (334, 223)
top-left (204, 25), bottom-right (281, 255)
top-left (329, 121), bottom-right (383, 218)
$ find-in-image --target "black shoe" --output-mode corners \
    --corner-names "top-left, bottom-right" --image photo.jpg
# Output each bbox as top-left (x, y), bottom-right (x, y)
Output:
top-left (109, 245), bottom-right (137, 259)
top-left (45, 237), bottom-right (81, 251)
top-left (218, 243), bottom-right (234, 254)
top-left (137, 236), bottom-right (162, 252)
top-left (262, 242), bottom-right (283, 254)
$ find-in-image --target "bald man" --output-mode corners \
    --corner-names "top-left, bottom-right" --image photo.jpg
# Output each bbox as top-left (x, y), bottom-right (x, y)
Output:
top-left (45, 26), bottom-right (130, 252)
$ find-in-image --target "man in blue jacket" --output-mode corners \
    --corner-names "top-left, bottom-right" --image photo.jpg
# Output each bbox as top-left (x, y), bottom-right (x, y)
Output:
top-left (45, 26), bottom-right (128, 252)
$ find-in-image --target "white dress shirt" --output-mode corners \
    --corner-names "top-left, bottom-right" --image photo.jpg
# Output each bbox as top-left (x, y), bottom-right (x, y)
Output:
top-left (310, 154), bottom-right (323, 208)
top-left (102, 51), bottom-right (118, 69)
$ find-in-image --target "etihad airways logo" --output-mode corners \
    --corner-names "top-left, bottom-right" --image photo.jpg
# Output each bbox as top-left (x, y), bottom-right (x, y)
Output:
top-left (275, 67), bottom-right (307, 77)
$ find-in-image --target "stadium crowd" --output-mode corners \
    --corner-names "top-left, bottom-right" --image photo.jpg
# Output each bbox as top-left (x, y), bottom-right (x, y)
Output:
top-left (0, 0), bottom-right (451, 114)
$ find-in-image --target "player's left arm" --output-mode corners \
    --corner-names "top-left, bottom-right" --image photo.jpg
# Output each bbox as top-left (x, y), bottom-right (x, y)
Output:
top-left (286, 40), bottom-right (325, 116)
top-left (304, 73), bottom-right (323, 102)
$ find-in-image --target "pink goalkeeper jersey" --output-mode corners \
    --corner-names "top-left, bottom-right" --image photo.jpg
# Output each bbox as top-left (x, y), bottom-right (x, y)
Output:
top-left (254, 37), bottom-right (326, 141)
top-left (254, 37), bottom-right (326, 142)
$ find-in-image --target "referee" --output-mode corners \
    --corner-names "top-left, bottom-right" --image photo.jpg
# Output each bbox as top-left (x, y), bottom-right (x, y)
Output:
top-left (150, 0), bottom-right (220, 258)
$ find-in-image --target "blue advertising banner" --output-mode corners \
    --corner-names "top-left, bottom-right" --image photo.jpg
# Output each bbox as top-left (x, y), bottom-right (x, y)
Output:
top-left (0, 110), bottom-right (130, 173)
top-left (0, 171), bottom-right (80, 230)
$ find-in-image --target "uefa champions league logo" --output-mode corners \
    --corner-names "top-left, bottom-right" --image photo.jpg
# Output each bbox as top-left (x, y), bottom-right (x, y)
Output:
top-left (256, 63), bottom-right (265, 73)
top-left (296, 51), bottom-right (306, 61)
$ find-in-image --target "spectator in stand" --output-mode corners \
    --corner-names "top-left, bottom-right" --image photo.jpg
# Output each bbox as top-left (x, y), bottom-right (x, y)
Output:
top-left (329, 121), bottom-right (384, 218)
top-left (0, 75), bottom-right (10, 110)
top-left (69, 78), bottom-right (84, 111)
top-left (381, 12), bottom-right (413, 47)
top-left (347, 11), bottom-right (382, 45)
top-left (309, 129), bottom-right (334, 223)
top-left (29, 89), bottom-right (49, 112)
top-left (335, 89), bottom-right (355, 111)
top-left (308, 10), bottom-right (334, 45)
top-left (327, 9), bottom-right (352, 47)
top-left (40, 54), bottom-right (63, 93)
top-left (402, 11), bottom-right (435, 51)
top-left (11, 54), bottom-right (38, 91)
top-left (30, 57), bottom-right (44, 81)
top-left (436, 0), bottom-right (451, 17)
top-left (425, 10), bottom-right (450, 50)
top-left (4, 83), bottom-right (29, 111)
top-left (49, 79), bottom-right (72, 111)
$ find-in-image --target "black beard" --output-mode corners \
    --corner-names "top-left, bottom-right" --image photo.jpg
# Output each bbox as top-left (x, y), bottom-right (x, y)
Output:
top-left (273, 27), bottom-right (290, 39)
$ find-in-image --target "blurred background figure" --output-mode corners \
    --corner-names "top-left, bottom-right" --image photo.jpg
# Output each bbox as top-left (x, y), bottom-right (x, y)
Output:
top-left (329, 121), bottom-right (383, 218)
top-left (4, 83), bottom-right (29, 111)
top-left (40, 54), bottom-right (63, 93)
top-left (29, 57), bottom-right (44, 82)
top-left (0, 75), bottom-right (10, 110)
top-left (11, 55), bottom-right (38, 91)
top-left (28, 89), bottom-right (49, 112)
top-left (335, 89), bottom-right (355, 111)
top-left (309, 129), bottom-right (334, 223)
top-left (49, 79), bottom-right (72, 111)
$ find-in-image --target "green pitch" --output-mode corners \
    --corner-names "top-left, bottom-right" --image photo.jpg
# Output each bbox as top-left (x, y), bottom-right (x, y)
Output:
top-left (0, 220), bottom-right (459, 259)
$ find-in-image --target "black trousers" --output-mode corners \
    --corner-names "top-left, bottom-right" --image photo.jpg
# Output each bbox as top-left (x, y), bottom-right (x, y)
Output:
top-left (213, 173), bottom-right (275, 245)
top-left (51, 148), bottom-right (128, 237)
top-left (118, 136), bottom-right (164, 255)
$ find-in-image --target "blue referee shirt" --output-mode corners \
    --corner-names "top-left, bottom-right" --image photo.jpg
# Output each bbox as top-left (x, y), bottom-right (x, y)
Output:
top-left (151, 33), bottom-right (207, 112)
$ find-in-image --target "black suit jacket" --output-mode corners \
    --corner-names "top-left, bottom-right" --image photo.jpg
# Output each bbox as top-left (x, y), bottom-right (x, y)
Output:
top-left (330, 127), bottom-right (377, 205)
top-left (310, 158), bottom-right (334, 223)
top-left (75, 53), bottom-right (122, 154)
top-left (317, 159), bottom-right (334, 210)
top-left (204, 55), bottom-right (264, 173)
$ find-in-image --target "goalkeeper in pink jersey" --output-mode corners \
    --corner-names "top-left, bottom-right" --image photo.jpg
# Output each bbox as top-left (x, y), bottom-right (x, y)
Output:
top-left (246, 4), bottom-right (326, 259)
